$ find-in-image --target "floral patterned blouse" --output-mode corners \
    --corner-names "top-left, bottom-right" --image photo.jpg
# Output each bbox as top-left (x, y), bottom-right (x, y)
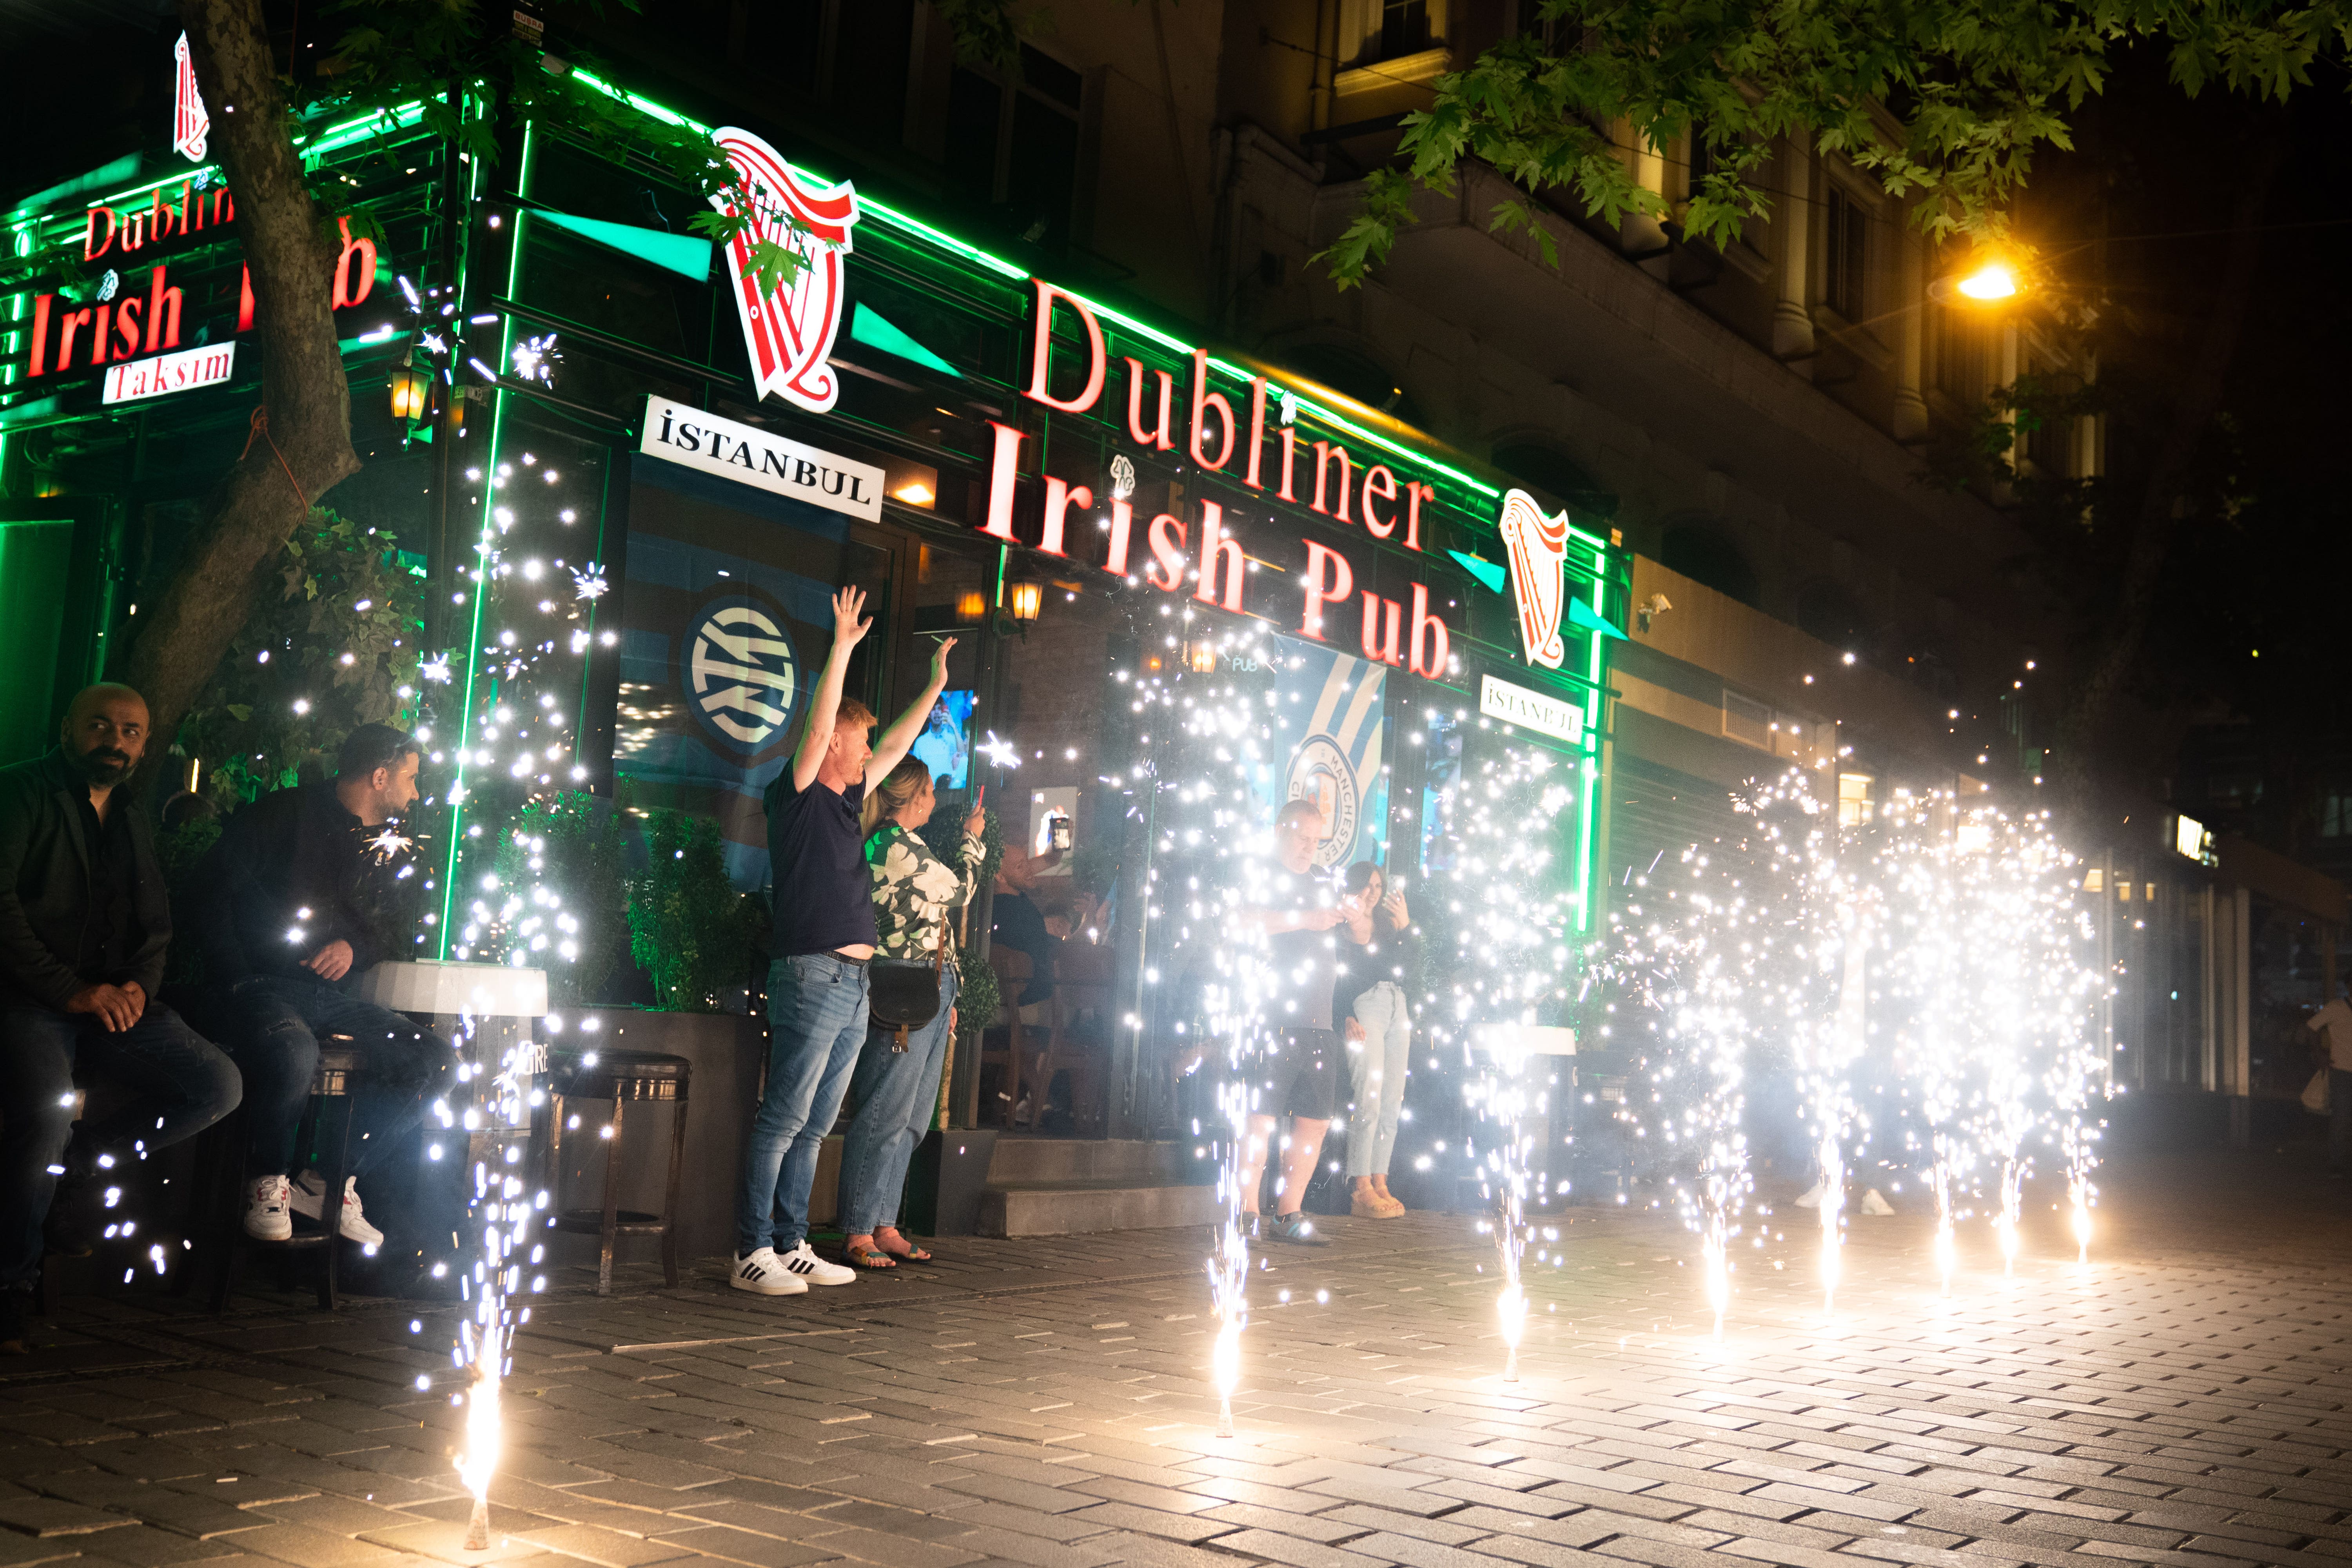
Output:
top-left (864, 822), bottom-right (984, 960)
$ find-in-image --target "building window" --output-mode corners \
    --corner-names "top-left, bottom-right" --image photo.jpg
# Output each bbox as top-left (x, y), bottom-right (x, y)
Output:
top-left (1381, 0), bottom-right (1433, 57)
top-left (1838, 771), bottom-right (1874, 826)
top-left (1723, 690), bottom-right (1773, 749)
top-left (1824, 185), bottom-right (1867, 319)
top-left (2324, 793), bottom-right (2352, 838)
top-left (1661, 525), bottom-right (1760, 608)
top-left (945, 45), bottom-right (1086, 249)
top-left (1934, 304), bottom-right (1988, 404)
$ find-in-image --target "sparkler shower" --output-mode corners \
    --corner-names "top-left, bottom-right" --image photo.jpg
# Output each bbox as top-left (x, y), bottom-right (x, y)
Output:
top-left (1598, 769), bottom-right (2107, 1330)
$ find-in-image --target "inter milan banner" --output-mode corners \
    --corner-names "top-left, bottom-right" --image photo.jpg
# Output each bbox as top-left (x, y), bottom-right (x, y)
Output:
top-left (613, 456), bottom-right (888, 890)
top-left (1248, 630), bottom-right (1390, 871)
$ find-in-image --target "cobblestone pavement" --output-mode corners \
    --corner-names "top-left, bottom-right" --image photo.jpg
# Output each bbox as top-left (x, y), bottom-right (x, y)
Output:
top-left (3, 1139), bottom-right (2349, 1568)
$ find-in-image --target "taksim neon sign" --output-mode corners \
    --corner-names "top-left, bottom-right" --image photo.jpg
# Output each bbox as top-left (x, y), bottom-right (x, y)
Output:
top-left (973, 279), bottom-right (1452, 679)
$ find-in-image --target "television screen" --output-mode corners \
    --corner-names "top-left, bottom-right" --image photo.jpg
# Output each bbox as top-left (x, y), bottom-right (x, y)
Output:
top-left (909, 688), bottom-right (976, 790)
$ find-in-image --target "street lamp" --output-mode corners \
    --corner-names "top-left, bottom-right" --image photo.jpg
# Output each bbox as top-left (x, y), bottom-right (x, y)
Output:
top-left (389, 358), bottom-right (430, 420)
top-left (1929, 256), bottom-right (2021, 305)
top-left (1006, 581), bottom-right (1043, 622)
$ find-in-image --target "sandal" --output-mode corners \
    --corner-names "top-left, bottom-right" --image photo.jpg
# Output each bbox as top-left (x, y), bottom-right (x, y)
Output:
top-left (875, 1229), bottom-right (933, 1263)
top-left (843, 1242), bottom-right (898, 1269)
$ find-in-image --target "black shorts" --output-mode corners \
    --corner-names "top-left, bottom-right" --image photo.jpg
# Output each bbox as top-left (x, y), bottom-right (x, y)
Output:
top-left (1250, 1027), bottom-right (1338, 1121)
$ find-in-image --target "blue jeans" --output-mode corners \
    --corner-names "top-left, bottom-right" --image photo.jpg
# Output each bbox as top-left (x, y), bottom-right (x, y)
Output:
top-left (216, 978), bottom-right (453, 1180)
top-left (0, 999), bottom-right (240, 1289)
top-left (1345, 983), bottom-right (1411, 1179)
top-left (837, 964), bottom-right (958, 1238)
top-left (2333, 1068), bottom-right (2351, 1173)
top-left (737, 954), bottom-right (869, 1256)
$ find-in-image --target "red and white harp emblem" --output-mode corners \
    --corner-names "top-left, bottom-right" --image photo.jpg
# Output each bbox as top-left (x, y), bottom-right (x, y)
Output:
top-left (172, 33), bottom-right (209, 163)
top-left (1499, 488), bottom-right (1570, 669)
top-left (709, 127), bottom-right (860, 414)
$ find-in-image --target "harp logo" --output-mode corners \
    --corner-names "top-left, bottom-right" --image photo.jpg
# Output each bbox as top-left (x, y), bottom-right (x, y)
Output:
top-left (709, 126), bottom-right (860, 414)
top-left (686, 598), bottom-right (799, 753)
top-left (1498, 488), bottom-right (1570, 670)
top-left (172, 34), bottom-right (209, 163)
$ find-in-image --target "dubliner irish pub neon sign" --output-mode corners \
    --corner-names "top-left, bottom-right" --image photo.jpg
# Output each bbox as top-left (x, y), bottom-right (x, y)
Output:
top-left (978, 281), bottom-right (1453, 680)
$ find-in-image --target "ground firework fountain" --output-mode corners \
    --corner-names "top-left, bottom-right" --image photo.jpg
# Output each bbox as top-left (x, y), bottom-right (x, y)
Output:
top-left (1601, 770), bottom-right (2107, 1328)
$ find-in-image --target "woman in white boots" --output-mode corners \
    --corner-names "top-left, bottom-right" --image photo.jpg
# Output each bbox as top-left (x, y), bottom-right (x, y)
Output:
top-left (1339, 861), bottom-right (1415, 1219)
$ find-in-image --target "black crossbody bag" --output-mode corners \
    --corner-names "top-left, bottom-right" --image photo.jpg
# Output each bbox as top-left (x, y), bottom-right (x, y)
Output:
top-left (869, 924), bottom-right (946, 1052)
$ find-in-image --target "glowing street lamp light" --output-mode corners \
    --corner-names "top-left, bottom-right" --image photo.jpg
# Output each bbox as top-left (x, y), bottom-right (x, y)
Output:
top-left (1930, 258), bottom-right (2022, 305)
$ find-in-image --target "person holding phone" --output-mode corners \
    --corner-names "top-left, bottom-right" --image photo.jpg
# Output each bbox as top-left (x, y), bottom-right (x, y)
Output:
top-left (835, 763), bottom-right (985, 1268)
top-left (1339, 861), bottom-right (1415, 1218)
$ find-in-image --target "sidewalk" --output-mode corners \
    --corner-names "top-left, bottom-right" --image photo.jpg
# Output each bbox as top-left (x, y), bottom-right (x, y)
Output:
top-left (2, 1143), bottom-right (2348, 1568)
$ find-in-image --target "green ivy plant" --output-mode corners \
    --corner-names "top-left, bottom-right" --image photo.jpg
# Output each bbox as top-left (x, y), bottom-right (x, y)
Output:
top-left (628, 808), bottom-right (766, 1013)
top-left (178, 506), bottom-right (426, 802)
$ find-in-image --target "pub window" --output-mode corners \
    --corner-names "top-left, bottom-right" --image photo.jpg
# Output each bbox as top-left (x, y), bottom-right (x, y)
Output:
top-left (1824, 184), bottom-right (1868, 319)
top-left (945, 45), bottom-right (1086, 250)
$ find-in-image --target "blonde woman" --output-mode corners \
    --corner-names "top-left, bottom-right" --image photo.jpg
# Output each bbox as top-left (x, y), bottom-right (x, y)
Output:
top-left (835, 758), bottom-right (984, 1267)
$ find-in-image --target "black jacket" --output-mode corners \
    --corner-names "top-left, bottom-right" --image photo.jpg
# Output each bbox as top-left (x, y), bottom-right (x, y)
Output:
top-left (0, 750), bottom-right (171, 1010)
top-left (192, 782), bottom-right (419, 989)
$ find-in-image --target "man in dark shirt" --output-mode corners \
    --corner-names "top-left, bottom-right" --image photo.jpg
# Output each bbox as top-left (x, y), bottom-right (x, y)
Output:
top-left (192, 724), bottom-right (451, 1258)
top-left (0, 684), bottom-right (240, 1353)
top-left (1235, 799), bottom-right (1372, 1246)
top-left (733, 587), bottom-right (955, 1296)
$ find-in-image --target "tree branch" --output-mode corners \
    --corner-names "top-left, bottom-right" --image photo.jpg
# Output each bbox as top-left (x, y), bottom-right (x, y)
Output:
top-left (120, 0), bottom-right (362, 751)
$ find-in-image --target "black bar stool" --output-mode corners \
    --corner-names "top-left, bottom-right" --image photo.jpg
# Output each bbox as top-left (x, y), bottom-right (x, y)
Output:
top-left (537, 1049), bottom-right (690, 1294)
top-left (185, 1038), bottom-right (364, 1313)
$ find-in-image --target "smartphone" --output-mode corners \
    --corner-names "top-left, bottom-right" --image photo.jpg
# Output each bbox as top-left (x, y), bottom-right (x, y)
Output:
top-left (1050, 817), bottom-right (1073, 851)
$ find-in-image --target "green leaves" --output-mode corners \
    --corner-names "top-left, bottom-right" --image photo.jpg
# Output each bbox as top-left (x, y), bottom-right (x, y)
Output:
top-left (1321, 0), bottom-right (2352, 286)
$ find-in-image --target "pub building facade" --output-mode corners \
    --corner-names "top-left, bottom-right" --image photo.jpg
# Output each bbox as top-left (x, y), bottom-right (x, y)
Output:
top-left (0, 51), bottom-right (1626, 1167)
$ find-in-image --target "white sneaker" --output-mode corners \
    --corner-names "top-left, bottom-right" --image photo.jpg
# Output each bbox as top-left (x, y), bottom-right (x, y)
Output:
top-left (289, 1172), bottom-right (384, 1247)
top-left (1793, 1172), bottom-right (1831, 1210)
top-left (243, 1175), bottom-right (292, 1241)
top-left (730, 1248), bottom-right (810, 1296)
top-left (777, 1241), bottom-right (856, 1286)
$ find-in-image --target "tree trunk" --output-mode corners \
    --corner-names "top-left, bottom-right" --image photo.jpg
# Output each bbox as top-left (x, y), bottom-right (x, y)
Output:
top-left (2048, 129), bottom-right (2285, 822)
top-left (118, 0), bottom-right (361, 751)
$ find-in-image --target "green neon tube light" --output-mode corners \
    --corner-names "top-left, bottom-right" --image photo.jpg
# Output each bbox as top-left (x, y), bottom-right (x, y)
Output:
top-left (559, 67), bottom-right (1510, 503)
top-left (77, 103), bottom-right (430, 216)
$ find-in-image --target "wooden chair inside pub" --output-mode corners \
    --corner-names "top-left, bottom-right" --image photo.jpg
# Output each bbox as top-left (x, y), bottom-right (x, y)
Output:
top-left (1038, 940), bottom-right (1115, 1136)
top-left (979, 946), bottom-right (1034, 1128)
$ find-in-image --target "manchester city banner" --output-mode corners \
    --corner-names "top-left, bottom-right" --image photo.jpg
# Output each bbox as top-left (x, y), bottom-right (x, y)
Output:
top-left (613, 456), bottom-right (888, 890)
top-left (1251, 630), bottom-right (1390, 870)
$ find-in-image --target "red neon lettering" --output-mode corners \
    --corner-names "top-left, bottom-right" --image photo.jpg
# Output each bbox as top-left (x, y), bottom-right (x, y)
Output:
top-left (1311, 441), bottom-right (1354, 522)
top-left (28, 294), bottom-right (51, 376)
top-left (91, 305), bottom-right (111, 365)
top-left (214, 189), bottom-right (233, 227)
top-left (1242, 376), bottom-right (1267, 489)
top-left (148, 265), bottom-right (183, 352)
top-left (1105, 499), bottom-right (1136, 577)
top-left (1194, 501), bottom-right (1245, 613)
top-left (1409, 583), bottom-right (1450, 679)
top-left (1187, 348), bottom-right (1234, 472)
top-left (1125, 359), bottom-right (1174, 451)
top-left (55, 308), bottom-right (93, 371)
top-left (236, 263), bottom-right (253, 333)
top-left (113, 298), bottom-right (143, 360)
top-left (332, 216), bottom-right (377, 309)
top-left (83, 208), bottom-right (116, 262)
top-left (1276, 428), bottom-right (1299, 502)
top-left (1023, 280), bottom-right (1106, 414)
top-left (979, 421), bottom-right (1025, 540)
top-left (1145, 513), bottom-right (1187, 592)
top-left (1405, 481), bottom-right (1431, 552)
top-left (1361, 593), bottom-right (1403, 666)
top-left (1360, 465), bottom-right (1398, 539)
top-left (1299, 540), bottom-right (1353, 640)
top-left (1040, 477), bottom-right (1092, 557)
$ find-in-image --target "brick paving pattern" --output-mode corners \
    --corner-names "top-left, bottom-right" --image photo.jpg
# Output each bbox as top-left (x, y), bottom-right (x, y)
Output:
top-left (2, 1142), bottom-right (2348, 1568)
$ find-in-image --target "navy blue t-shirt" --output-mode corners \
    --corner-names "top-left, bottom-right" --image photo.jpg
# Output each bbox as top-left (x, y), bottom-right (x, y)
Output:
top-left (764, 769), bottom-right (878, 956)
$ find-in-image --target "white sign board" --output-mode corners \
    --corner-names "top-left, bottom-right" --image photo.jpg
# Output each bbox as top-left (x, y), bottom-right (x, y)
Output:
top-left (102, 341), bottom-right (235, 405)
top-left (638, 394), bottom-right (884, 523)
top-left (1479, 672), bottom-right (1584, 746)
